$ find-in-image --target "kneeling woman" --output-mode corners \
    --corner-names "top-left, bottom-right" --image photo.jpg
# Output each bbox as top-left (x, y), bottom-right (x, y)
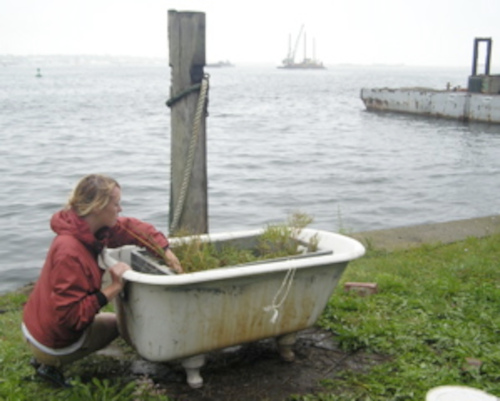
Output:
top-left (22, 174), bottom-right (182, 387)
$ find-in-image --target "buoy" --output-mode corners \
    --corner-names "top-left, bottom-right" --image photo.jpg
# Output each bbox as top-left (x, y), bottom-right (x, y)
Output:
top-left (36, 68), bottom-right (42, 78)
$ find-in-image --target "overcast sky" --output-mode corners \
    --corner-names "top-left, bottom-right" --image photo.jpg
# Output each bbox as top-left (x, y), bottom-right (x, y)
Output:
top-left (2, 0), bottom-right (500, 68)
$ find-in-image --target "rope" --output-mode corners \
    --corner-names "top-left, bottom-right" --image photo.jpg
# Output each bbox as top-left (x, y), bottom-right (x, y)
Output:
top-left (263, 267), bottom-right (297, 324)
top-left (170, 74), bottom-right (210, 232)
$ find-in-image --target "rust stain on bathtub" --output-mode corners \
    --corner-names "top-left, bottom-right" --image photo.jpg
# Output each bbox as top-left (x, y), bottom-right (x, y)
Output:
top-left (182, 269), bottom-right (335, 355)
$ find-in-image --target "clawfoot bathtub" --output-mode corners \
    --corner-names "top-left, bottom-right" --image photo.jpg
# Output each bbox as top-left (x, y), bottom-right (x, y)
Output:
top-left (100, 228), bottom-right (365, 388)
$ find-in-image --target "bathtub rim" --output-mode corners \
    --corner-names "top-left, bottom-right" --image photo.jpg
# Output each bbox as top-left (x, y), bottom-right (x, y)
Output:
top-left (103, 228), bottom-right (365, 286)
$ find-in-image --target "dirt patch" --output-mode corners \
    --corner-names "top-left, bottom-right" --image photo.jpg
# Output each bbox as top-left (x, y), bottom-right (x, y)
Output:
top-left (87, 327), bottom-right (389, 401)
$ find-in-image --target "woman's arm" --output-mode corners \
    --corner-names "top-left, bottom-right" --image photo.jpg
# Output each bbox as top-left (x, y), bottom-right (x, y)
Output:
top-left (108, 217), bottom-right (184, 273)
top-left (109, 217), bottom-right (169, 250)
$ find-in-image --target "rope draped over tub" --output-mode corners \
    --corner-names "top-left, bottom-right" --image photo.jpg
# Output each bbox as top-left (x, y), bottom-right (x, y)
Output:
top-left (263, 267), bottom-right (297, 324)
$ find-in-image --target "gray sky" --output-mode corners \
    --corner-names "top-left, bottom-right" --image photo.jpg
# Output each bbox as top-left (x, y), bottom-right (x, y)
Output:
top-left (2, 0), bottom-right (500, 68)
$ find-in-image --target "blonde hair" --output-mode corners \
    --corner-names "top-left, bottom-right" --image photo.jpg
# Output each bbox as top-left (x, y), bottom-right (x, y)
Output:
top-left (67, 174), bottom-right (120, 217)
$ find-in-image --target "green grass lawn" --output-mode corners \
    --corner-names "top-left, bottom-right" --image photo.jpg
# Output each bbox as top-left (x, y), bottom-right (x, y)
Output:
top-left (1, 234), bottom-right (499, 400)
top-left (309, 234), bottom-right (500, 400)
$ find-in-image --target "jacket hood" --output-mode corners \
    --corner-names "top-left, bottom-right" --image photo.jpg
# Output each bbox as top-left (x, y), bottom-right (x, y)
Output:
top-left (50, 209), bottom-right (107, 253)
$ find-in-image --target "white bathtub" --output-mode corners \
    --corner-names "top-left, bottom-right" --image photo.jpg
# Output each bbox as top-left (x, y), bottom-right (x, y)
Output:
top-left (101, 228), bottom-right (365, 387)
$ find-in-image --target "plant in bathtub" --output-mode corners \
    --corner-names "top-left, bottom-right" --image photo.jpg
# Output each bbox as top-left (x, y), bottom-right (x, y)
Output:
top-left (132, 212), bottom-right (319, 274)
top-left (256, 212), bottom-right (318, 259)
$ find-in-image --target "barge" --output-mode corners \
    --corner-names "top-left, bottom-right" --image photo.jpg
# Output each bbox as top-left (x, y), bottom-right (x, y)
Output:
top-left (360, 38), bottom-right (500, 124)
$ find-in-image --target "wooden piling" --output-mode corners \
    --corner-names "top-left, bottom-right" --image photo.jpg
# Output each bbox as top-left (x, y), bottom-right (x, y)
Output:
top-left (167, 10), bottom-right (208, 235)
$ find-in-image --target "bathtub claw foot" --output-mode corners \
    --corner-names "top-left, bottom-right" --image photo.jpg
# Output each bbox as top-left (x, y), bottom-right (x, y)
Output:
top-left (279, 346), bottom-right (295, 362)
top-left (181, 354), bottom-right (206, 388)
top-left (277, 333), bottom-right (297, 362)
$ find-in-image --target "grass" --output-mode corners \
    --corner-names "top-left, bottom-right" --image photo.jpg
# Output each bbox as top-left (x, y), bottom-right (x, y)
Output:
top-left (1, 233), bottom-right (500, 400)
top-left (302, 235), bottom-right (500, 400)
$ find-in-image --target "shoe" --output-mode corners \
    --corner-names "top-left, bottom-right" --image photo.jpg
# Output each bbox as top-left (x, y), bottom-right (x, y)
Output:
top-left (29, 357), bottom-right (41, 369)
top-left (36, 364), bottom-right (72, 388)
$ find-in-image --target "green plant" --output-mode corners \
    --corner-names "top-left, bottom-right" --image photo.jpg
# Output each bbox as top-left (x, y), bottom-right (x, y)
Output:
top-left (257, 211), bottom-right (318, 258)
top-left (144, 212), bottom-right (318, 274)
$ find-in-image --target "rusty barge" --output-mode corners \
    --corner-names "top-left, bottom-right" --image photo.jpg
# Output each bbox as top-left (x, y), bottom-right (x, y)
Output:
top-left (360, 38), bottom-right (500, 124)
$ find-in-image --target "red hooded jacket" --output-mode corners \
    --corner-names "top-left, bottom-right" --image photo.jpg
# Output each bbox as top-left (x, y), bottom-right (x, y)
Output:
top-left (23, 209), bottom-right (169, 349)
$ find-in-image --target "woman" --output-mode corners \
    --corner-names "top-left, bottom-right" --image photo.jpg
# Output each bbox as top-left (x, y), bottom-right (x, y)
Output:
top-left (22, 174), bottom-right (182, 387)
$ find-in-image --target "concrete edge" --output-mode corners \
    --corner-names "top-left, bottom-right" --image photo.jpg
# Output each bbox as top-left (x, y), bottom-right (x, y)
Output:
top-left (349, 215), bottom-right (500, 252)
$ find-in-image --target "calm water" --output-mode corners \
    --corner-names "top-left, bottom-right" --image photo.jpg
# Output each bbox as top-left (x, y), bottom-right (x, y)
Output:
top-left (1, 58), bottom-right (500, 294)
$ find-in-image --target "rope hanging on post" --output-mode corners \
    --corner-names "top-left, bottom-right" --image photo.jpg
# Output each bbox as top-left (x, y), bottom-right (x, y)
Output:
top-left (169, 74), bottom-right (210, 233)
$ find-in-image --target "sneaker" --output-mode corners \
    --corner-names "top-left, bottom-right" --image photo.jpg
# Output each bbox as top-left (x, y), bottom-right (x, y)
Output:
top-left (29, 357), bottom-right (41, 369)
top-left (36, 364), bottom-right (72, 388)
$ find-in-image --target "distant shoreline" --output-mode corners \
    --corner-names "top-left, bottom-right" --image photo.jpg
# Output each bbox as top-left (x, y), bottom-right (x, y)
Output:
top-left (0, 54), bottom-right (471, 70)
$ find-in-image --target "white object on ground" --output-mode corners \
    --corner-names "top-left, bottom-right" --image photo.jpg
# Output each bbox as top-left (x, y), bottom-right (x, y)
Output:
top-left (426, 386), bottom-right (499, 401)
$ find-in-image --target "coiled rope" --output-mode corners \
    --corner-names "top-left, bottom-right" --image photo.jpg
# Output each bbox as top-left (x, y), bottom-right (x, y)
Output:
top-left (263, 267), bottom-right (297, 324)
top-left (168, 74), bottom-right (210, 232)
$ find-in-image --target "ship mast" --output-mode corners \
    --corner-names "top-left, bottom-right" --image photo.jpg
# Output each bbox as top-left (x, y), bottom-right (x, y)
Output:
top-left (292, 24), bottom-right (305, 64)
top-left (304, 32), bottom-right (307, 62)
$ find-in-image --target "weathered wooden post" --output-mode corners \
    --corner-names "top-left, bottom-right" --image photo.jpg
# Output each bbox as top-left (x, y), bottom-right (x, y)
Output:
top-left (167, 10), bottom-right (208, 235)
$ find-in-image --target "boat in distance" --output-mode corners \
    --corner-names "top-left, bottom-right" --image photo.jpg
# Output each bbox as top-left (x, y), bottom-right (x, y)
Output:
top-left (278, 25), bottom-right (326, 70)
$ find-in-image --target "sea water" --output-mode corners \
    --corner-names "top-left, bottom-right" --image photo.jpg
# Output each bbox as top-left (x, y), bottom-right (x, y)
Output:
top-left (1, 57), bottom-right (500, 294)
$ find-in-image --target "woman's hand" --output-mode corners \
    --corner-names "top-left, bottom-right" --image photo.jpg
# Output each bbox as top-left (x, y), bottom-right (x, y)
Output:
top-left (109, 262), bottom-right (131, 285)
top-left (102, 262), bottom-right (131, 301)
top-left (163, 248), bottom-right (184, 274)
